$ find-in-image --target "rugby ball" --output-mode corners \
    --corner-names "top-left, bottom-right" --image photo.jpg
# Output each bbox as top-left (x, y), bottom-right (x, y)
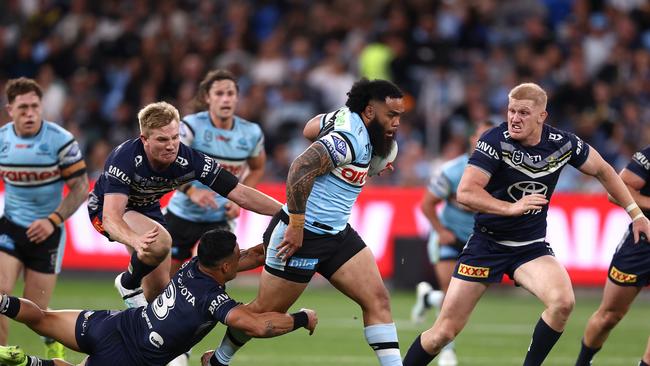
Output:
top-left (368, 140), bottom-right (398, 177)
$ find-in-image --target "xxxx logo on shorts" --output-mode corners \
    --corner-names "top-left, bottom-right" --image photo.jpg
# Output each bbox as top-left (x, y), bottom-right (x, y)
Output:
top-left (458, 263), bottom-right (490, 278)
top-left (609, 266), bottom-right (637, 284)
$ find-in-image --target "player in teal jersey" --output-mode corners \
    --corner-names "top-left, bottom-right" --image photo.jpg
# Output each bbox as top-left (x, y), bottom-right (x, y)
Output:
top-left (410, 121), bottom-right (492, 366)
top-left (166, 70), bottom-right (266, 278)
top-left (0, 78), bottom-right (89, 359)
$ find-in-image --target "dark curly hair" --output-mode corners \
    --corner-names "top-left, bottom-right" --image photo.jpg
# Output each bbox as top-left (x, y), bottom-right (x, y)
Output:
top-left (197, 229), bottom-right (237, 267)
top-left (193, 69), bottom-right (239, 112)
top-left (345, 78), bottom-right (403, 114)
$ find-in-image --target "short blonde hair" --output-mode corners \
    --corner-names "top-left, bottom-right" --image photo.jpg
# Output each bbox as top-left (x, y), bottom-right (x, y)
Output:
top-left (508, 83), bottom-right (547, 109)
top-left (137, 101), bottom-right (180, 135)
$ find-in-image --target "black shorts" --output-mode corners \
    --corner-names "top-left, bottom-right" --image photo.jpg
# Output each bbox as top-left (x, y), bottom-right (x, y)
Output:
top-left (164, 211), bottom-right (230, 261)
top-left (75, 310), bottom-right (140, 366)
top-left (263, 210), bottom-right (366, 283)
top-left (452, 232), bottom-right (555, 283)
top-left (0, 216), bottom-right (63, 274)
top-left (608, 224), bottom-right (650, 287)
top-left (88, 208), bottom-right (166, 241)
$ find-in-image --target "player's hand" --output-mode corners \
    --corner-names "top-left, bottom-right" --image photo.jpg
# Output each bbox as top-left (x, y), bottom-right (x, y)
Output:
top-left (276, 224), bottom-right (303, 260)
top-left (301, 308), bottom-right (318, 335)
top-left (238, 243), bottom-right (266, 272)
top-left (631, 215), bottom-right (650, 244)
top-left (224, 201), bottom-right (241, 219)
top-left (133, 227), bottom-right (159, 256)
top-left (26, 218), bottom-right (56, 244)
top-left (188, 187), bottom-right (218, 209)
top-left (200, 350), bottom-right (215, 366)
top-left (377, 162), bottom-right (395, 176)
top-left (438, 228), bottom-right (457, 245)
top-left (507, 194), bottom-right (548, 216)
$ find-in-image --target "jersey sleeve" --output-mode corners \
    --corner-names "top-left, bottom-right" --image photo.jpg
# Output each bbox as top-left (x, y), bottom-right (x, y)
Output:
top-left (468, 128), bottom-right (502, 177)
top-left (250, 125), bottom-right (265, 157)
top-left (57, 139), bottom-right (86, 180)
top-left (626, 147), bottom-right (650, 181)
top-left (190, 147), bottom-right (239, 196)
top-left (427, 167), bottom-right (451, 199)
top-left (567, 132), bottom-right (590, 168)
top-left (317, 130), bottom-right (357, 168)
top-left (208, 291), bottom-right (239, 323)
top-left (180, 119), bottom-right (195, 146)
top-left (103, 145), bottom-right (133, 195)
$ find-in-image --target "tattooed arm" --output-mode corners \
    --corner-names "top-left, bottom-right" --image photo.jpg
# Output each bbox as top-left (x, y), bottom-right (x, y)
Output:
top-left (224, 306), bottom-right (318, 338)
top-left (275, 142), bottom-right (335, 259)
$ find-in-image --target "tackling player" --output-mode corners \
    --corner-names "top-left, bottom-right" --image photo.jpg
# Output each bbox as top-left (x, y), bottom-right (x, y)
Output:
top-left (87, 101), bottom-right (281, 310)
top-left (402, 82), bottom-right (650, 366)
top-left (0, 77), bottom-right (89, 359)
top-left (0, 229), bottom-right (317, 366)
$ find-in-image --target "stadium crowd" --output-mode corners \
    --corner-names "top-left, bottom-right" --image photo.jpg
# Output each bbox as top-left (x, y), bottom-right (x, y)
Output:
top-left (1, 0), bottom-right (650, 190)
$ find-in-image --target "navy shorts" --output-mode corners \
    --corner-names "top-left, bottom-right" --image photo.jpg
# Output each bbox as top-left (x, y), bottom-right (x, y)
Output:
top-left (452, 233), bottom-right (555, 283)
top-left (165, 211), bottom-right (230, 261)
top-left (263, 210), bottom-right (366, 283)
top-left (75, 310), bottom-right (140, 366)
top-left (89, 208), bottom-right (166, 241)
top-left (0, 216), bottom-right (64, 273)
top-left (608, 224), bottom-right (650, 287)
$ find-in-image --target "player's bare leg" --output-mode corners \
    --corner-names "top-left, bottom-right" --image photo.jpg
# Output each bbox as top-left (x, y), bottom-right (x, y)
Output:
top-left (0, 252), bottom-right (22, 345)
top-left (641, 336), bottom-right (650, 365)
top-left (23, 268), bottom-right (64, 357)
top-left (514, 255), bottom-right (574, 366)
top-left (575, 279), bottom-right (640, 365)
top-left (329, 247), bottom-right (402, 365)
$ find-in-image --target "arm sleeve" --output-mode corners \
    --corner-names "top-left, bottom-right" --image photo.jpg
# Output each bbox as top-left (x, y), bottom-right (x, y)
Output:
top-left (180, 120), bottom-right (195, 146)
top-left (208, 291), bottom-right (239, 323)
top-left (317, 130), bottom-right (357, 168)
top-left (626, 148), bottom-right (650, 181)
top-left (103, 149), bottom-right (133, 195)
top-left (427, 168), bottom-right (451, 199)
top-left (567, 132), bottom-right (590, 168)
top-left (191, 148), bottom-right (239, 196)
top-left (467, 129), bottom-right (502, 177)
top-left (250, 126), bottom-right (265, 157)
top-left (57, 139), bottom-right (87, 180)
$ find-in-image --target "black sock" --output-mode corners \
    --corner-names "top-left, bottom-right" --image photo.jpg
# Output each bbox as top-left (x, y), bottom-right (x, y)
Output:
top-left (523, 317), bottom-right (563, 366)
top-left (0, 295), bottom-right (20, 318)
top-left (121, 253), bottom-right (158, 290)
top-left (403, 335), bottom-right (436, 366)
top-left (640, 360), bottom-right (649, 366)
top-left (575, 339), bottom-right (600, 366)
top-left (27, 356), bottom-right (56, 366)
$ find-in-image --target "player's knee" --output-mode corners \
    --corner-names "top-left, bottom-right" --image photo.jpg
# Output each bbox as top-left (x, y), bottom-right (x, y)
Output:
top-left (599, 309), bottom-right (625, 330)
top-left (550, 295), bottom-right (575, 320)
top-left (363, 285), bottom-right (392, 316)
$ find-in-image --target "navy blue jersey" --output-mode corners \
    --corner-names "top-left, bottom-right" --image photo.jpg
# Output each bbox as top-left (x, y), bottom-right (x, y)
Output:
top-left (118, 258), bottom-right (238, 365)
top-left (625, 146), bottom-right (650, 215)
top-left (468, 122), bottom-right (590, 243)
top-left (88, 139), bottom-right (237, 215)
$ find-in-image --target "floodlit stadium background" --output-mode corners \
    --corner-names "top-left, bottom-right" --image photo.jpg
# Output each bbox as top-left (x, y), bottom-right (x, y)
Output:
top-left (2, 1), bottom-right (650, 365)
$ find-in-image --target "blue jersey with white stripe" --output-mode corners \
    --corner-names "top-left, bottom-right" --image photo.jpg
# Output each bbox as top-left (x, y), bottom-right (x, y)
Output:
top-left (0, 121), bottom-right (85, 227)
top-left (167, 112), bottom-right (264, 223)
top-left (118, 258), bottom-right (238, 365)
top-left (427, 154), bottom-right (474, 242)
top-left (282, 107), bottom-right (372, 234)
top-left (468, 122), bottom-right (590, 243)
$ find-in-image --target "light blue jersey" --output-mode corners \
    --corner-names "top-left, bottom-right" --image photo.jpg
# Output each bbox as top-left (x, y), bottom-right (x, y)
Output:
top-left (166, 112), bottom-right (264, 223)
top-left (282, 107), bottom-right (372, 235)
top-left (427, 154), bottom-right (475, 244)
top-left (0, 121), bottom-right (84, 227)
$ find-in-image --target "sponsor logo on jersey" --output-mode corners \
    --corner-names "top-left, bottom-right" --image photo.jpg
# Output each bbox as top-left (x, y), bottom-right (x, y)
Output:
top-left (457, 263), bottom-right (490, 278)
top-left (107, 165), bottom-right (131, 184)
top-left (634, 152), bottom-right (650, 170)
top-left (0, 166), bottom-right (60, 185)
top-left (512, 150), bottom-right (524, 165)
top-left (609, 266), bottom-right (637, 284)
top-left (476, 140), bottom-right (499, 160)
top-left (175, 156), bottom-right (189, 167)
top-left (576, 137), bottom-right (584, 155)
top-left (135, 155), bottom-right (143, 167)
top-left (149, 331), bottom-right (164, 348)
top-left (15, 144), bottom-right (32, 149)
top-left (548, 132), bottom-right (563, 141)
top-left (507, 181), bottom-right (548, 215)
top-left (0, 142), bottom-right (9, 153)
top-left (332, 135), bottom-right (347, 156)
top-left (204, 131), bottom-right (213, 142)
top-left (288, 257), bottom-right (319, 270)
top-left (320, 138), bottom-right (342, 165)
top-left (216, 134), bottom-right (231, 142)
top-left (208, 293), bottom-right (232, 314)
top-left (332, 164), bottom-right (368, 187)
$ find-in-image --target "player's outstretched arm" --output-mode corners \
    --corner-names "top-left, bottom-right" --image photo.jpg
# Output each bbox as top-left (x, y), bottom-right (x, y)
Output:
top-left (421, 190), bottom-right (456, 245)
top-left (224, 306), bottom-right (317, 338)
top-left (237, 243), bottom-right (266, 272)
top-left (457, 165), bottom-right (548, 216)
top-left (226, 184), bottom-right (282, 216)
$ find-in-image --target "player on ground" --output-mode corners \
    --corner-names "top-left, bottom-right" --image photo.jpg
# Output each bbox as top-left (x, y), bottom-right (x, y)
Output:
top-left (0, 229), bottom-right (317, 366)
top-left (0, 77), bottom-right (89, 359)
top-left (410, 120), bottom-right (493, 366)
top-left (575, 146), bottom-right (650, 366)
top-left (206, 78), bottom-right (405, 366)
top-left (402, 82), bottom-right (650, 366)
top-left (166, 69), bottom-right (266, 276)
top-left (87, 101), bottom-right (281, 309)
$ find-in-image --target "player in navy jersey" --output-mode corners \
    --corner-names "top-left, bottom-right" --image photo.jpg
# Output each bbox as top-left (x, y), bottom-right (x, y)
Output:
top-left (208, 79), bottom-right (405, 366)
top-left (166, 69), bottom-right (266, 279)
top-left (403, 83), bottom-right (650, 366)
top-left (575, 146), bottom-right (650, 366)
top-left (0, 78), bottom-right (89, 359)
top-left (0, 229), bottom-right (318, 366)
top-left (87, 101), bottom-right (281, 310)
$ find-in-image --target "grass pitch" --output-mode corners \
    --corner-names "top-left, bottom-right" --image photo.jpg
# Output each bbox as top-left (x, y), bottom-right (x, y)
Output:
top-left (6, 274), bottom-right (650, 365)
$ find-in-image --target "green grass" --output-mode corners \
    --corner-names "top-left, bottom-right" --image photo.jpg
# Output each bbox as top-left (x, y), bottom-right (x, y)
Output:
top-left (6, 274), bottom-right (650, 365)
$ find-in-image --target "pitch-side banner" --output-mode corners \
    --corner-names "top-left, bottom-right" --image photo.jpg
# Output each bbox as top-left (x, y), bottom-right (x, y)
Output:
top-left (0, 183), bottom-right (630, 286)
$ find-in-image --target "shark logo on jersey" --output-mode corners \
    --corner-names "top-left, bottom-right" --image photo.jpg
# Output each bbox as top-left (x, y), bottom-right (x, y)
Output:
top-left (135, 155), bottom-right (143, 167)
top-left (175, 156), bottom-right (189, 167)
top-left (204, 131), bottom-right (213, 143)
top-left (39, 143), bottom-right (49, 152)
top-left (149, 331), bottom-right (164, 348)
top-left (507, 181), bottom-right (548, 214)
top-left (236, 137), bottom-right (248, 150)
